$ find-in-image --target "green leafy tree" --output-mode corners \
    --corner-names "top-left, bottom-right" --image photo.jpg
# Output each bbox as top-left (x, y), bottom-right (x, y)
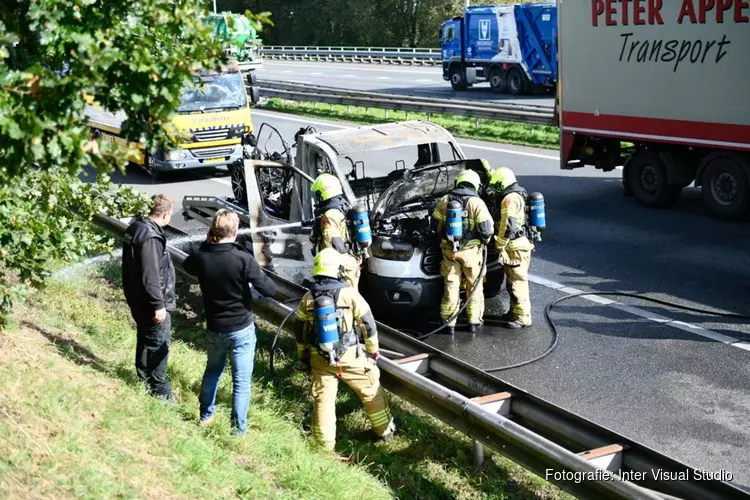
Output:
top-left (0, 0), bottom-right (270, 328)
top-left (227, 0), bottom-right (464, 48)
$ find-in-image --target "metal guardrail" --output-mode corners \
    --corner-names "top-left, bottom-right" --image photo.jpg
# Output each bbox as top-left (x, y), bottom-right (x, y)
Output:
top-left (93, 211), bottom-right (749, 500)
top-left (256, 80), bottom-right (557, 126)
top-left (260, 46), bottom-right (440, 65)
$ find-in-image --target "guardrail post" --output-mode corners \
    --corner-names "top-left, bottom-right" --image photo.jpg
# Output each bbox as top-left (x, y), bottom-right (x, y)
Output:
top-left (474, 440), bottom-right (485, 467)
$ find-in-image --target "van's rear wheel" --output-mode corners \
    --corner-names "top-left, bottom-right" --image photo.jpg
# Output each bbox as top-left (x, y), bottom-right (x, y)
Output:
top-left (701, 155), bottom-right (750, 220)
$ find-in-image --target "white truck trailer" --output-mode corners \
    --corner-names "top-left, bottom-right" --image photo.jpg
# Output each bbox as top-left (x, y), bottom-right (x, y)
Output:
top-left (558, 0), bottom-right (750, 219)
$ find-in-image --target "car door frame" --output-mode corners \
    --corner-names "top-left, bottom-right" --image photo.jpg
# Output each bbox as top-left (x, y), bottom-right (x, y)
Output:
top-left (243, 159), bottom-right (316, 276)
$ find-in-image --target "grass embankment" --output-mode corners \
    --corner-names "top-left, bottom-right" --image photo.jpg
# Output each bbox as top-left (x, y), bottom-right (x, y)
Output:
top-left (258, 98), bottom-right (559, 150)
top-left (0, 261), bottom-right (570, 499)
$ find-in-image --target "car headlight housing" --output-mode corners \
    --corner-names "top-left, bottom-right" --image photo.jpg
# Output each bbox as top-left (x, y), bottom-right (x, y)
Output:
top-left (165, 149), bottom-right (188, 161)
top-left (370, 238), bottom-right (415, 261)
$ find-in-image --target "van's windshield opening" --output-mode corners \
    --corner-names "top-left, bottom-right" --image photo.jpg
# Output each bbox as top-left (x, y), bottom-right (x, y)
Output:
top-left (177, 72), bottom-right (246, 112)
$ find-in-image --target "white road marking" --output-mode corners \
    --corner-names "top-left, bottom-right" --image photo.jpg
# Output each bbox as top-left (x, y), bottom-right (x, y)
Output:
top-left (528, 274), bottom-right (748, 350)
top-left (211, 177), bottom-right (231, 186)
top-left (282, 70), bottom-right (293, 74)
top-left (204, 110), bottom-right (746, 350)
top-left (416, 79), bottom-right (435, 83)
top-left (310, 72), bottom-right (323, 76)
top-left (463, 143), bottom-right (558, 161)
top-left (376, 76), bottom-right (391, 80)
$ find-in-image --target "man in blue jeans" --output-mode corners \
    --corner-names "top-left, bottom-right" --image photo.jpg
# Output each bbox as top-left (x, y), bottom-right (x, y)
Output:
top-left (184, 209), bottom-right (276, 436)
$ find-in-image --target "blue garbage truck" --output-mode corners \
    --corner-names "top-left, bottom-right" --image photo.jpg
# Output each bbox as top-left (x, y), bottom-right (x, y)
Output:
top-left (439, 3), bottom-right (557, 94)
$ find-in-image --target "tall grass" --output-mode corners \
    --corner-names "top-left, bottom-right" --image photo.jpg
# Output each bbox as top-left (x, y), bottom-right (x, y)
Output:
top-left (0, 260), bottom-right (570, 499)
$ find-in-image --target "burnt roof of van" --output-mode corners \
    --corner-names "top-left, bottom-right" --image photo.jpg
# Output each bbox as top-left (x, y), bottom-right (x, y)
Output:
top-left (307, 120), bottom-right (457, 155)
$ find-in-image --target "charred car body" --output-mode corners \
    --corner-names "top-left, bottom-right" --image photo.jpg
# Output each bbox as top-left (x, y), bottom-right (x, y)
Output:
top-left (182, 120), bottom-right (503, 319)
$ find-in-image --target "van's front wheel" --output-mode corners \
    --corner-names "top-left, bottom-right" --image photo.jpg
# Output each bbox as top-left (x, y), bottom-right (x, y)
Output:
top-left (229, 161), bottom-right (248, 205)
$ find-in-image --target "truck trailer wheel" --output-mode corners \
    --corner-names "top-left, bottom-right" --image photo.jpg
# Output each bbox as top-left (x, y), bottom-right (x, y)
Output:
top-left (700, 155), bottom-right (750, 220)
top-left (489, 68), bottom-right (506, 93)
top-left (625, 151), bottom-right (681, 208)
top-left (506, 67), bottom-right (526, 95)
top-left (449, 66), bottom-right (467, 91)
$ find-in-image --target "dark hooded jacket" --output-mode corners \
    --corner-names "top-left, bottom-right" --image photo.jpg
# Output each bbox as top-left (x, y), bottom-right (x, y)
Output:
top-left (122, 218), bottom-right (176, 324)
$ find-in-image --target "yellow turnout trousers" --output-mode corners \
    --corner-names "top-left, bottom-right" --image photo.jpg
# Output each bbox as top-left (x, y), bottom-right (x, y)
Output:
top-left (502, 247), bottom-right (532, 326)
top-left (310, 346), bottom-right (393, 450)
top-left (439, 245), bottom-right (485, 326)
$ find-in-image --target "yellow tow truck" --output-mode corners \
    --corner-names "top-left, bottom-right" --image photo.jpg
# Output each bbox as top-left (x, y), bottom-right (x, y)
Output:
top-left (86, 63), bottom-right (260, 179)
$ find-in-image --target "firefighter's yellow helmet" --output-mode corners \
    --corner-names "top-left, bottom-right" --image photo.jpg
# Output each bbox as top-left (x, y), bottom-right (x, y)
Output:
top-left (455, 169), bottom-right (481, 191)
top-left (311, 173), bottom-right (343, 203)
top-left (489, 167), bottom-right (517, 190)
top-left (313, 248), bottom-right (344, 279)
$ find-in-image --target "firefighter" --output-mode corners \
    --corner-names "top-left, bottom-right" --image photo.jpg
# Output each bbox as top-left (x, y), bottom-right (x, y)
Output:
top-left (310, 173), bottom-right (361, 288)
top-left (488, 167), bottom-right (534, 329)
top-left (430, 169), bottom-right (494, 334)
top-left (294, 248), bottom-right (396, 451)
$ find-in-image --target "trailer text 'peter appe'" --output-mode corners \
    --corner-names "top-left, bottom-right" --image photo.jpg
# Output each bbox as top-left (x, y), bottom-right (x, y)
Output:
top-left (592, 0), bottom-right (746, 73)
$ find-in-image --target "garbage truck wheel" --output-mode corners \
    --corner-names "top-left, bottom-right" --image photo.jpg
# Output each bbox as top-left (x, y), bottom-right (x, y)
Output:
top-left (450, 66), bottom-right (467, 91)
top-left (507, 67), bottom-right (526, 95)
top-left (489, 68), bottom-right (506, 93)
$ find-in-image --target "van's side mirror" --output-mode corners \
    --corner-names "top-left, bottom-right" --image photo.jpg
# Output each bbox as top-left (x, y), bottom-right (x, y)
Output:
top-left (246, 71), bottom-right (258, 86)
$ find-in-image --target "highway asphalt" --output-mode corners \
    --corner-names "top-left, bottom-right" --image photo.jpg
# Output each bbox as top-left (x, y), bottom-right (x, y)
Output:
top-left (256, 60), bottom-right (556, 108)
top-left (100, 109), bottom-right (750, 491)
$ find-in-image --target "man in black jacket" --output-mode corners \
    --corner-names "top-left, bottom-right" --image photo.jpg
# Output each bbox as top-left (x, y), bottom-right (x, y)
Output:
top-left (122, 194), bottom-right (177, 401)
top-left (184, 209), bottom-right (276, 436)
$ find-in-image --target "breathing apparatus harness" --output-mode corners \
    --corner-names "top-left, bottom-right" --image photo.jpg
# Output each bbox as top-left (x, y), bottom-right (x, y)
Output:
top-left (443, 187), bottom-right (482, 253)
top-left (413, 185), bottom-right (490, 340)
top-left (414, 182), bottom-right (545, 341)
top-left (310, 279), bottom-right (361, 366)
top-left (309, 195), bottom-right (372, 258)
top-left (489, 183), bottom-right (546, 243)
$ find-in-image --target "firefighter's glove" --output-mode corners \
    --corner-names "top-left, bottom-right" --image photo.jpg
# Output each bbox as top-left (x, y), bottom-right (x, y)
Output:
top-left (294, 360), bottom-right (311, 373)
top-left (367, 351), bottom-right (380, 361)
top-left (497, 253), bottom-right (504, 266)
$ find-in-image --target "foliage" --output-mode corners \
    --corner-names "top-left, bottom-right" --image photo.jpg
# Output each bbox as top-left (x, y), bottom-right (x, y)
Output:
top-left (219, 0), bottom-right (535, 48)
top-left (0, 0), bottom-right (270, 328)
